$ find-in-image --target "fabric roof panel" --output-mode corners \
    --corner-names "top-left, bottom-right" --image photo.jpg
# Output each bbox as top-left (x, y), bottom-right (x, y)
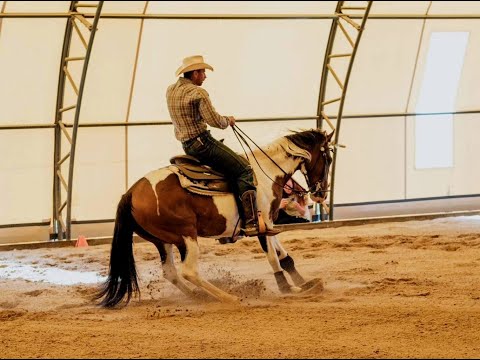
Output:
top-left (4, 1), bottom-right (70, 13)
top-left (369, 1), bottom-right (430, 15)
top-left (407, 20), bottom-right (480, 113)
top-left (101, 1), bottom-right (147, 14)
top-left (345, 20), bottom-right (424, 115)
top-left (0, 18), bottom-right (66, 125)
top-left (130, 20), bottom-right (330, 122)
top-left (429, 1), bottom-right (480, 14)
top-left (76, 19), bottom-right (143, 124)
top-left (147, 1), bottom-right (336, 15)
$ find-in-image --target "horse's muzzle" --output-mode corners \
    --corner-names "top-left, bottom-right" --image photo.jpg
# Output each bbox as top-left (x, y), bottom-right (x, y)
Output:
top-left (310, 193), bottom-right (328, 203)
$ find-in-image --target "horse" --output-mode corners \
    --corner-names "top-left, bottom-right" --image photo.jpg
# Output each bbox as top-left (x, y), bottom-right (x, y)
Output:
top-left (95, 128), bottom-right (334, 307)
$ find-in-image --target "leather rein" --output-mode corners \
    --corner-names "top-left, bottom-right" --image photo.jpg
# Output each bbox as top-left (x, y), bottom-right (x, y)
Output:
top-left (231, 125), bottom-right (331, 198)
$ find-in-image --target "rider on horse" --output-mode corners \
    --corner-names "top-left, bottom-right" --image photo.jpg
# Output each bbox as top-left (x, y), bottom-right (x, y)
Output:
top-left (166, 55), bottom-right (278, 237)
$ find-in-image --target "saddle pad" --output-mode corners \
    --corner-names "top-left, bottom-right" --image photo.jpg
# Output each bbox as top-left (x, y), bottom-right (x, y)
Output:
top-left (169, 166), bottom-right (231, 196)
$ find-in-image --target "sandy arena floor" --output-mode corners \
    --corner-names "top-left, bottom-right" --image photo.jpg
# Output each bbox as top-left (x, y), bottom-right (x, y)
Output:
top-left (0, 216), bottom-right (479, 358)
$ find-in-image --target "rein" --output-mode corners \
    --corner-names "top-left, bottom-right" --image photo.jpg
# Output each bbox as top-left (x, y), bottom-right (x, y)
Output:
top-left (231, 125), bottom-right (327, 197)
top-left (232, 125), bottom-right (305, 195)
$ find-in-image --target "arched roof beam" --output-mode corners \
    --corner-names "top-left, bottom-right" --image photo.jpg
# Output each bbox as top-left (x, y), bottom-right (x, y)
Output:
top-left (316, 1), bottom-right (372, 220)
top-left (52, 1), bottom-right (103, 241)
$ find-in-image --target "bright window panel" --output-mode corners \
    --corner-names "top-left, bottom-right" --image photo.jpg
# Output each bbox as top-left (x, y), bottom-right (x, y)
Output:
top-left (415, 32), bottom-right (468, 169)
top-left (415, 114), bottom-right (454, 169)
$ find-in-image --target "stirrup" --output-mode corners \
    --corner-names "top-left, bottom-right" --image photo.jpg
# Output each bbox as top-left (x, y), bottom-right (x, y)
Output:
top-left (265, 227), bottom-right (281, 236)
top-left (258, 211), bottom-right (281, 235)
top-left (242, 211), bottom-right (281, 237)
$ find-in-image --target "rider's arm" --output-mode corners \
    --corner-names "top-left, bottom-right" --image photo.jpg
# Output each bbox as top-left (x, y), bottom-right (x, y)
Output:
top-left (197, 88), bottom-right (230, 129)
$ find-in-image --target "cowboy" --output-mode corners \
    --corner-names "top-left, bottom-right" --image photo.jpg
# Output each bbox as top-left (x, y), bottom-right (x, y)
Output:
top-left (166, 55), bottom-right (276, 237)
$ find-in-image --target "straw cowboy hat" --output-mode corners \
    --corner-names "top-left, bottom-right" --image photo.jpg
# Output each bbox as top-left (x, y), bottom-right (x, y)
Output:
top-left (175, 55), bottom-right (214, 77)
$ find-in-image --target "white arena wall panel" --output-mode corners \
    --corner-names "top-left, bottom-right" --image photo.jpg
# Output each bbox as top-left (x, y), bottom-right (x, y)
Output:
top-left (452, 20), bottom-right (480, 111)
top-left (71, 127), bottom-right (125, 221)
top-left (334, 116), bottom-right (405, 204)
top-left (127, 125), bottom-right (183, 188)
top-left (452, 113), bottom-right (480, 195)
top-left (0, 130), bottom-right (53, 224)
top-left (405, 114), bottom-right (480, 199)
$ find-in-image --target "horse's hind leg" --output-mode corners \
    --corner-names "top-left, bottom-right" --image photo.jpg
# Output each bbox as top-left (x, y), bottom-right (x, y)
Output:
top-left (181, 236), bottom-right (238, 303)
top-left (154, 242), bottom-right (195, 297)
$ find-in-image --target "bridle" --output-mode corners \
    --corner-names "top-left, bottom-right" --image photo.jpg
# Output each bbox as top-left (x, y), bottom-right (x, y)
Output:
top-left (299, 144), bottom-right (332, 201)
top-left (231, 125), bottom-right (332, 199)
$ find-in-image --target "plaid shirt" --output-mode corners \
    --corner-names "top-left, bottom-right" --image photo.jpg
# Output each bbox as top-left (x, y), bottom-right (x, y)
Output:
top-left (166, 77), bottom-right (229, 142)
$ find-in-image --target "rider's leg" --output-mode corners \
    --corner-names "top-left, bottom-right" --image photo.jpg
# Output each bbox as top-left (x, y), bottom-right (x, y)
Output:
top-left (239, 189), bottom-right (261, 236)
top-left (182, 131), bottom-right (273, 236)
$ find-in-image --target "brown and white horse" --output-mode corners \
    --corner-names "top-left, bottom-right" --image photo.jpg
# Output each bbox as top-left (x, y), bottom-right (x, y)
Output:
top-left (96, 129), bottom-right (334, 307)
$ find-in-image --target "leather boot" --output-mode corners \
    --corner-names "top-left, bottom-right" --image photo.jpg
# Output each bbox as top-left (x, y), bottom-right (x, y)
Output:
top-left (240, 190), bottom-right (280, 237)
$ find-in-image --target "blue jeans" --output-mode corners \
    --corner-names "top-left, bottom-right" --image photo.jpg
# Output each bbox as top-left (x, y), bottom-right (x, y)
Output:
top-left (181, 131), bottom-right (255, 196)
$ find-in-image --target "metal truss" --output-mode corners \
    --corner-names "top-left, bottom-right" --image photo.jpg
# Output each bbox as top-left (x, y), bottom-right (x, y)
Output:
top-left (316, 1), bottom-right (373, 220)
top-left (52, 1), bottom-right (103, 241)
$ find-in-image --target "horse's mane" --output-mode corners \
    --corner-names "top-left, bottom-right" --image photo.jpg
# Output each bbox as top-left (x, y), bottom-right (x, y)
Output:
top-left (285, 129), bottom-right (327, 151)
top-left (259, 129), bottom-right (326, 161)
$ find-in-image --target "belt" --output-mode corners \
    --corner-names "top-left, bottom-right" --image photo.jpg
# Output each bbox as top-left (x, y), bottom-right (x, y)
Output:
top-left (182, 131), bottom-right (209, 147)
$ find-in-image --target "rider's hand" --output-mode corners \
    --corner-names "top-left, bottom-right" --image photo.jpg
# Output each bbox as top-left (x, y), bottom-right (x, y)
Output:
top-left (227, 116), bottom-right (236, 127)
top-left (279, 198), bottom-right (289, 209)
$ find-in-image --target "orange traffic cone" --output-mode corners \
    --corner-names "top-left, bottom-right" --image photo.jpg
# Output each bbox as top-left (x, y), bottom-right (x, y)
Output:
top-left (75, 235), bottom-right (89, 248)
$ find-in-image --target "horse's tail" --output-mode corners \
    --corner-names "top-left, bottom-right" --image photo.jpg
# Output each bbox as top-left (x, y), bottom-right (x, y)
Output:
top-left (94, 191), bottom-right (140, 308)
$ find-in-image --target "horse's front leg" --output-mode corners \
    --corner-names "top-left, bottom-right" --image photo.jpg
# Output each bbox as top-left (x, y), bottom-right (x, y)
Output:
top-left (271, 236), bottom-right (306, 287)
top-left (258, 235), bottom-right (312, 290)
top-left (259, 235), bottom-right (301, 294)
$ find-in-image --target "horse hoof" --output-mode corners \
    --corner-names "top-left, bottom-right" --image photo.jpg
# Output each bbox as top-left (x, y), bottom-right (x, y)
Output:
top-left (279, 285), bottom-right (302, 294)
top-left (290, 286), bottom-right (302, 293)
top-left (300, 278), bottom-right (324, 294)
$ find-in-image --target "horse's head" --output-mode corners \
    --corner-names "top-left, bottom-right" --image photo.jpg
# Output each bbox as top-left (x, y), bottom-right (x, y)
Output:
top-left (285, 129), bottom-right (334, 203)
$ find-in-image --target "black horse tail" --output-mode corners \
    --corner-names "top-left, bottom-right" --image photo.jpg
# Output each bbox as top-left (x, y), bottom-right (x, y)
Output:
top-left (94, 191), bottom-right (140, 308)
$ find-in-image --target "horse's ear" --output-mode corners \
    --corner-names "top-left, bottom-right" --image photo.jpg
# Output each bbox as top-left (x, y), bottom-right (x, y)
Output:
top-left (327, 130), bottom-right (335, 143)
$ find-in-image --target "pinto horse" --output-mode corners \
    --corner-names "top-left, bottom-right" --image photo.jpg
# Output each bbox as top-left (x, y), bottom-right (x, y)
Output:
top-left (96, 128), bottom-right (334, 307)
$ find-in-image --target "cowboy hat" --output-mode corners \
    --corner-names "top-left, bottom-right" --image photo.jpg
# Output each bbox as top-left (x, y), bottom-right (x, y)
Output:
top-left (175, 55), bottom-right (214, 77)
